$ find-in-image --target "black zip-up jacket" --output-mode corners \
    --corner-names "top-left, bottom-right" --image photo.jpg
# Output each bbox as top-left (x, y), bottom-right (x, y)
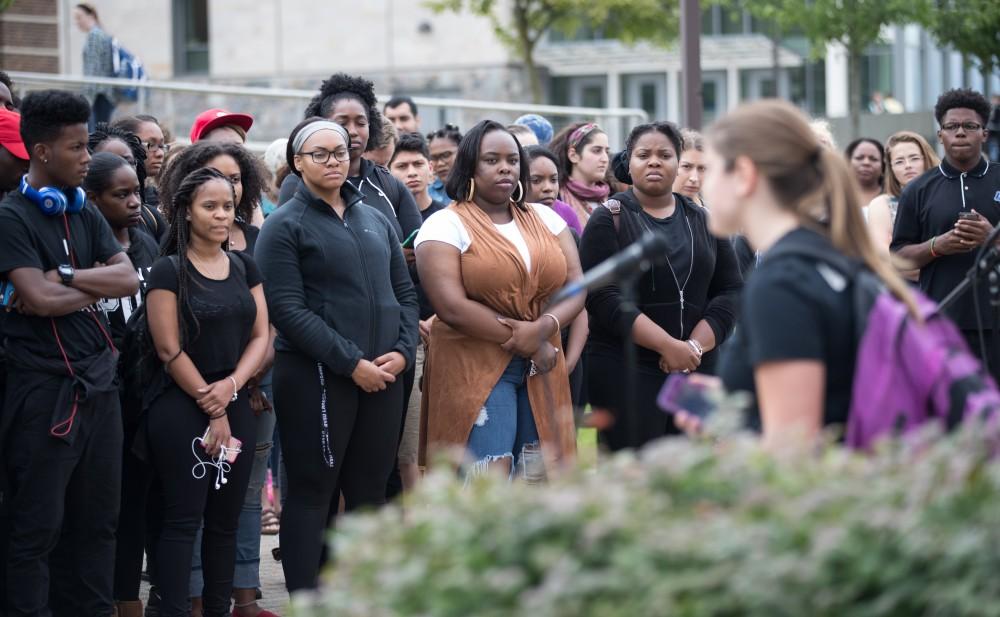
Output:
top-left (579, 190), bottom-right (743, 369)
top-left (256, 180), bottom-right (419, 376)
top-left (278, 158), bottom-right (422, 242)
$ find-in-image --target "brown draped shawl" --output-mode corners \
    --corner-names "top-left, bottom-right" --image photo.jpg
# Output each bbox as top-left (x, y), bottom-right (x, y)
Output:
top-left (419, 201), bottom-right (576, 466)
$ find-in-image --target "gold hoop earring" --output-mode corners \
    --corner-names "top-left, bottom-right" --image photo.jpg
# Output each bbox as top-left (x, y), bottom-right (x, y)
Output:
top-left (510, 180), bottom-right (524, 204)
top-left (466, 179), bottom-right (476, 202)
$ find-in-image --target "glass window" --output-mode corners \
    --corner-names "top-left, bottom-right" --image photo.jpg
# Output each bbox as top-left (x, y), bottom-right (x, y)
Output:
top-left (581, 84), bottom-right (605, 108)
top-left (173, 0), bottom-right (209, 75)
top-left (719, 6), bottom-right (744, 35)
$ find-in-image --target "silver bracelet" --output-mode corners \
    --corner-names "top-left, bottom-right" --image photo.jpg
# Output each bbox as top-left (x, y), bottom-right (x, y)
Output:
top-left (227, 376), bottom-right (239, 402)
top-left (686, 339), bottom-right (703, 357)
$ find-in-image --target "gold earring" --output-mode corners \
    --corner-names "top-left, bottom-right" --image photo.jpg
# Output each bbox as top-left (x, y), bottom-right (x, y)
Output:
top-left (466, 179), bottom-right (476, 202)
top-left (510, 180), bottom-right (524, 204)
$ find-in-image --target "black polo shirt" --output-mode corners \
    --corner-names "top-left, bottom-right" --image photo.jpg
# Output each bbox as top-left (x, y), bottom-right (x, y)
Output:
top-left (891, 157), bottom-right (1000, 330)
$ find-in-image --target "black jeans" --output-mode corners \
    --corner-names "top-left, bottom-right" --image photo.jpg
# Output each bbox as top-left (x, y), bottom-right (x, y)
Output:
top-left (274, 351), bottom-right (403, 593)
top-left (385, 362), bottom-right (417, 500)
top-left (147, 383), bottom-right (255, 617)
top-left (4, 370), bottom-right (122, 617)
top-left (112, 414), bottom-right (152, 601)
top-left (89, 94), bottom-right (115, 130)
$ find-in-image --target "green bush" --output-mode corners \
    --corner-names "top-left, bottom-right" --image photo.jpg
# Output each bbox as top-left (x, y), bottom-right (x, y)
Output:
top-left (289, 421), bottom-right (1000, 617)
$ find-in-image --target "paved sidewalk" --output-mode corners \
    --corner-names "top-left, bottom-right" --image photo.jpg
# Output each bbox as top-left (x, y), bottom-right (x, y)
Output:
top-left (139, 533), bottom-right (289, 615)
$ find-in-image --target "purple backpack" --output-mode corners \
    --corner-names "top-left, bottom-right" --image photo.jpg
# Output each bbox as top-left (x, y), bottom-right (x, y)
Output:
top-left (769, 243), bottom-right (1000, 450)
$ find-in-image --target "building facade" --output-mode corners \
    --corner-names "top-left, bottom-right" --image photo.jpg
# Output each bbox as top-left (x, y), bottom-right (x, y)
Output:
top-left (1, 0), bottom-right (997, 143)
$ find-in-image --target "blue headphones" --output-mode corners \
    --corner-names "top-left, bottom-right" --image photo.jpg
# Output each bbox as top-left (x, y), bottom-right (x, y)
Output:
top-left (19, 175), bottom-right (86, 216)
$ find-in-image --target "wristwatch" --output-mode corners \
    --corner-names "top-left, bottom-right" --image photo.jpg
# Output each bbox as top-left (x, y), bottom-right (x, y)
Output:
top-left (57, 264), bottom-right (75, 286)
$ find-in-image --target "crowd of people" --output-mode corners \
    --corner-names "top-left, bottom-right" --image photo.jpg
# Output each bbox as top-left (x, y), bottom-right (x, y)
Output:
top-left (0, 20), bottom-right (999, 615)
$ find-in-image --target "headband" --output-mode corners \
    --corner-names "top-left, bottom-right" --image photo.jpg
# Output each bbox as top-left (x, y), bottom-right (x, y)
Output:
top-left (569, 123), bottom-right (600, 150)
top-left (293, 120), bottom-right (349, 154)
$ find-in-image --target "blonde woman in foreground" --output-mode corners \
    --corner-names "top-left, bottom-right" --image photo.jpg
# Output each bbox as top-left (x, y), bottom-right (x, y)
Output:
top-left (677, 100), bottom-right (917, 449)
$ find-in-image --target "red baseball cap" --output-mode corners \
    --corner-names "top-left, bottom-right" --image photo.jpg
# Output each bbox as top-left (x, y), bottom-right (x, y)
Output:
top-left (189, 108), bottom-right (254, 143)
top-left (0, 108), bottom-right (28, 160)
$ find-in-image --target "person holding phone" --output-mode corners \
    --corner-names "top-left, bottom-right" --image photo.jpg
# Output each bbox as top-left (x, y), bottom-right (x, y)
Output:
top-left (892, 88), bottom-right (1000, 380)
top-left (143, 167), bottom-right (269, 617)
top-left (256, 118), bottom-right (418, 592)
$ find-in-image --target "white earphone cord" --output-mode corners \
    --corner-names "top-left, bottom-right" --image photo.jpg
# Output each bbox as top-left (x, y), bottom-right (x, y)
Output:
top-left (191, 436), bottom-right (241, 490)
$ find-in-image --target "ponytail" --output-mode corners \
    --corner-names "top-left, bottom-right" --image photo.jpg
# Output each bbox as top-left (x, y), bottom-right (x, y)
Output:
top-left (709, 99), bottom-right (919, 319)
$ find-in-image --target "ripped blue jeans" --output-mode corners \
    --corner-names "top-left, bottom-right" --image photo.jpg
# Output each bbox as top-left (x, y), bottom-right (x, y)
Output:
top-left (466, 357), bottom-right (539, 476)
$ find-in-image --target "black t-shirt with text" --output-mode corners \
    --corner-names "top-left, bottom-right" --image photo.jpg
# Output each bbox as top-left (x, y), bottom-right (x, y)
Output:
top-left (720, 228), bottom-right (857, 429)
top-left (147, 251), bottom-right (261, 378)
top-left (0, 194), bottom-right (123, 362)
top-left (98, 226), bottom-right (159, 345)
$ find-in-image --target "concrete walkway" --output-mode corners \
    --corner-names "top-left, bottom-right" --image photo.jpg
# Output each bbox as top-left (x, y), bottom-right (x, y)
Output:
top-left (139, 533), bottom-right (289, 616)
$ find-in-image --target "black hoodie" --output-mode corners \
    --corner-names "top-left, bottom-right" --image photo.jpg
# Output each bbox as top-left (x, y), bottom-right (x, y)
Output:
top-left (256, 180), bottom-right (419, 376)
top-left (277, 157), bottom-right (421, 242)
top-left (579, 190), bottom-right (743, 371)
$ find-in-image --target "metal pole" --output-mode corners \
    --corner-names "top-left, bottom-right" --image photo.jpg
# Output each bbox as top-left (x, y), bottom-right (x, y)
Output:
top-left (680, 0), bottom-right (703, 129)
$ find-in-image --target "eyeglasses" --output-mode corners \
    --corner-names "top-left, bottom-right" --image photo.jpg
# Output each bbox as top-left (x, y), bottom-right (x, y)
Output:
top-left (142, 141), bottom-right (170, 153)
top-left (299, 148), bottom-right (350, 164)
top-left (429, 150), bottom-right (455, 164)
top-left (941, 122), bottom-right (983, 133)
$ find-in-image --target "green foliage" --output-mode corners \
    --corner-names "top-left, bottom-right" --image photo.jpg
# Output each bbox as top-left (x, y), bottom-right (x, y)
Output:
top-left (425, 0), bottom-right (678, 102)
top-left (0, 0), bottom-right (15, 11)
top-left (288, 418), bottom-right (1000, 616)
top-left (924, 0), bottom-right (1000, 74)
top-left (732, 0), bottom-right (931, 57)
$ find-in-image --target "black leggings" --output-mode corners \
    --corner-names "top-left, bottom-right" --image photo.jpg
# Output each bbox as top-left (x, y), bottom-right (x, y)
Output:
top-left (273, 351), bottom-right (403, 593)
top-left (147, 382), bottom-right (255, 617)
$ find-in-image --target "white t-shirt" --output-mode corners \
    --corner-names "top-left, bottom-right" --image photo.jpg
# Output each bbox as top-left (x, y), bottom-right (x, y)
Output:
top-left (415, 203), bottom-right (567, 272)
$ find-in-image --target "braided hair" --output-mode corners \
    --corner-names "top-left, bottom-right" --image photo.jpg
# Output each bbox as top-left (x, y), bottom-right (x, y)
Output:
top-left (89, 123), bottom-right (148, 192)
top-left (158, 140), bottom-right (264, 224)
top-left (160, 167), bottom-right (235, 347)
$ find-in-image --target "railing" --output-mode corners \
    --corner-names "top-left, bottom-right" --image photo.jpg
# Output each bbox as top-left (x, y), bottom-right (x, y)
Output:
top-left (8, 72), bottom-right (648, 151)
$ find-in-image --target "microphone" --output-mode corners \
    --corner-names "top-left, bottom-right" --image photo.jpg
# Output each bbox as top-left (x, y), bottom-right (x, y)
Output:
top-left (548, 231), bottom-right (667, 307)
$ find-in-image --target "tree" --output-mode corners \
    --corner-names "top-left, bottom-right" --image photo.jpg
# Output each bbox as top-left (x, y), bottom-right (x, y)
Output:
top-left (721, 0), bottom-right (932, 138)
top-left (426, 0), bottom-right (678, 103)
top-left (923, 0), bottom-right (1000, 97)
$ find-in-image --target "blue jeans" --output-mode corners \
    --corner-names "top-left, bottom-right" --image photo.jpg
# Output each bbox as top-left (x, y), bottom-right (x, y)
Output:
top-left (466, 357), bottom-right (539, 475)
top-left (191, 381), bottom-right (275, 594)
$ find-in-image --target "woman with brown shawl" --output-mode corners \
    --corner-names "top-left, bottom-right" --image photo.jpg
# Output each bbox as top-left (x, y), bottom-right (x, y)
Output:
top-left (415, 120), bottom-right (584, 477)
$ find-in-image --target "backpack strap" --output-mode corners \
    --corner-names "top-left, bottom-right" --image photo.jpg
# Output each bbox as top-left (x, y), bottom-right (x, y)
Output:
top-left (764, 241), bottom-right (855, 277)
top-left (602, 198), bottom-right (622, 234)
top-left (765, 238), bottom-right (879, 347)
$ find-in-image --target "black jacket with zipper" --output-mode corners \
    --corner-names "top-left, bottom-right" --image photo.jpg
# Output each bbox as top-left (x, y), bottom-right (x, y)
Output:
top-left (579, 190), bottom-right (743, 370)
top-left (256, 180), bottom-right (419, 376)
top-left (277, 158), bottom-right (422, 242)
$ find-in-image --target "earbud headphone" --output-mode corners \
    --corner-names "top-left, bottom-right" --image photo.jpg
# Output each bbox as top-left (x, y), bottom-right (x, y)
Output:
top-left (19, 175), bottom-right (86, 217)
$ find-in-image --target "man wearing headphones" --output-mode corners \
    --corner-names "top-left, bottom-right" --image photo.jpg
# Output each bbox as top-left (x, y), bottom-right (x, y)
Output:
top-left (0, 90), bottom-right (138, 617)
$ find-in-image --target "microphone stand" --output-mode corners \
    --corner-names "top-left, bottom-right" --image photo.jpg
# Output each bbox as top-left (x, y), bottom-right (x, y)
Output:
top-left (938, 221), bottom-right (1000, 373)
top-left (619, 270), bottom-right (644, 450)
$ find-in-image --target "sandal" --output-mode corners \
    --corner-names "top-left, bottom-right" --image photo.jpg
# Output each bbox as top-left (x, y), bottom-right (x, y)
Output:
top-left (261, 509), bottom-right (280, 535)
